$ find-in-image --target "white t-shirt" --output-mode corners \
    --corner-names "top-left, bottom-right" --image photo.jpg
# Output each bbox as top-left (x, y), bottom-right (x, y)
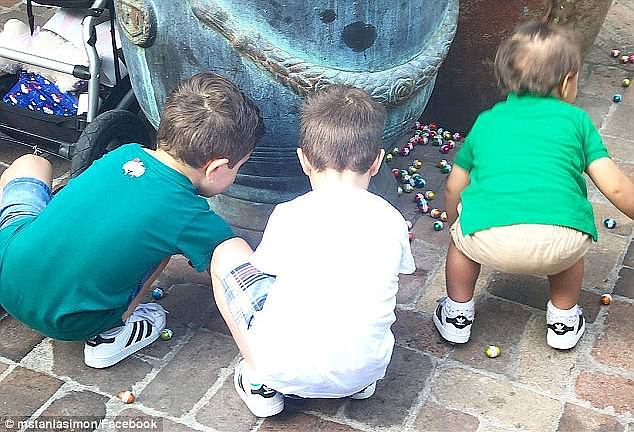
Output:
top-left (249, 187), bottom-right (415, 398)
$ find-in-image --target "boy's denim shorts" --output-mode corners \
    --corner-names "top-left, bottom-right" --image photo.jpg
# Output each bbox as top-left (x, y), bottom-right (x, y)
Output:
top-left (222, 262), bottom-right (275, 332)
top-left (0, 177), bottom-right (52, 229)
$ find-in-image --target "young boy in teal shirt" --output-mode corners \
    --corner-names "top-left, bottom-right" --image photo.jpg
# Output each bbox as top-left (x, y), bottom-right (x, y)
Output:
top-left (434, 22), bottom-right (634, 350)
top-left (0, 72), bottom-right (264, 368)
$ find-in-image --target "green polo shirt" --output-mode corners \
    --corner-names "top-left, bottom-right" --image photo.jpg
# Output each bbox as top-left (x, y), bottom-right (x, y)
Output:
top-left (454, 94), bottom-right (609, 241)
top-left (0, 144), bottom-right (234, 340)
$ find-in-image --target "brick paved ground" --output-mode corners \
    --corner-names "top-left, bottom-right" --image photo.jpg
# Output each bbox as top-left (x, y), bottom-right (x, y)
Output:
top-left (0, 1), bottom-right (632, 431)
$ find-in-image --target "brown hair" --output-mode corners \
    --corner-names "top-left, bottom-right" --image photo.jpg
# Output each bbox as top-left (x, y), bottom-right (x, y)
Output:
top-left (494, 21), bottom-right (581, 96)
top-left (299, 85), bottom-right (386, 173)
top-left (157, 72), bottom-right (265, 169)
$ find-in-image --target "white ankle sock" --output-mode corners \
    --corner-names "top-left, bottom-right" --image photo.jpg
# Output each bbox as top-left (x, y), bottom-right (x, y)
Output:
top-left (547, 301), bottom-right (579, 316)
top-left (446, 297), bottom-right (474, 311)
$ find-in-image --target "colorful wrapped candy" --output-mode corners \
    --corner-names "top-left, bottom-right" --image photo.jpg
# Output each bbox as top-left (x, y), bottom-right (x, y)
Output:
top-left (485, 345), bottom-right (501, 358)
top-left (151, 287), bottom-right (165, 300)
top-left (603, 218), bottom-right (617, 229)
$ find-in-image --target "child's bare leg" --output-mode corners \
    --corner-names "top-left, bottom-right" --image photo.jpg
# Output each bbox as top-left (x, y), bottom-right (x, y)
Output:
top-left (548, 258), bottom-right (584, 309)
top-left (446, 238), bottom-right (481, 302)
top-left (123, 257), bottom-right (171, 320)
top-left (210, 237), bottom-right (257, 370)
top-left (0, 154), bottom-right (53, 190)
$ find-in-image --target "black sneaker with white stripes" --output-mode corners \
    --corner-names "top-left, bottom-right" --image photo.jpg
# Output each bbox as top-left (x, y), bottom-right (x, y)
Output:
top-left (84, 303), bottom-right (166, 368)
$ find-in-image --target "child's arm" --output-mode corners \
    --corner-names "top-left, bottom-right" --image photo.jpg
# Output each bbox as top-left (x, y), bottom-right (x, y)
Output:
top-left (586, 157), bottom-right (634, 219)
top-left (444, 165), bottom-right (471, 225)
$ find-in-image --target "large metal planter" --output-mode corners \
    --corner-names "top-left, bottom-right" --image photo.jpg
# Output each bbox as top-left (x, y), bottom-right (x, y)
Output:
top-left (115, 0), bottom-right (458, 238)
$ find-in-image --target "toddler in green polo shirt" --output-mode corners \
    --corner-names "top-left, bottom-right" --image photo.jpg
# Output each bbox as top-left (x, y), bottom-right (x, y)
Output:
top-left (434, 21), bottom-right (634, 350)
top-left (0, 72), bottom-right (264, 368)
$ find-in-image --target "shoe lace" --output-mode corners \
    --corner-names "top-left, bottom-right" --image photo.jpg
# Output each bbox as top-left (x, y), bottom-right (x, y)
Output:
top-left (128, 303), bottom-right (167, 325)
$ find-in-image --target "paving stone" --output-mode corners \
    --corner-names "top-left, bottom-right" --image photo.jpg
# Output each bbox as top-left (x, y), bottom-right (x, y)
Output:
top-left (156, 283), bottom-right (229, 336)
top-left (592, 201), bottom-right (633, 239)
top-left (162, 255), bottom-right (211, 287)
top-left (141, 330), bottom-right (237, 417)
top-left (622, 240), bottom-right (634, 268)
top-left (575, 94), bottom-right (611, 128)
top-left (584, 237), bottom-right (630, 294)
top-left (614, 267), bottom-right (634, 299)
top-left (260, 412), bottom-right (360, 432)
top-left (409, 238), bottom-right (444, 273)
top-left (602, 134), bottom-right (634, 166)
top-left (487, 273), bottom-right (601, 323)
top-left (603, 105), bottom-right (634, 147)
top-left (26, 391), bottom-right (107, 432)
top-left (51, 341), bottom-right (152, 396)
top-left (116, 409), bottom-right (195, 432)
top-left (416, 262), bottom-right (493, 314)
top-left (414, 401), bottom-right (479, 432)
top-left (135, 320), bottom-right (189, 362)
top-left (392, 309), bottom-right (451, 358)
top-left (284, 397), bottom-right (346, 418)
top-left (449, 297), bottom-right (532, 375)
top-left (0, 0), bottom-right (20, 8)
top-left (196, 379), bottom-right (258, 432)
top-left (0, 363), bottom-right (7, 376)
top-left (158, 284), bottom-right (215, 328)
top-left (576, 371), bottom-right (634, 415)
top-left (0, 367), bottom-right (63, 418)
top-left (557, 403), bottom-right (624, 432)
top-left (410, 216), bottom-right (451, 253)
top-left (0, 316), bottom-right (45, 362)
top-left (578, 63), bottom-right (631, 102)
top-left (344, 346), bottom-right (432, 428)
top-left (586, 162), bottom-right (634, 207)
top-left (432, 367), bottom-right (560, 431)
top-left (517, 316), bottom-right (578, 397)
top-left (586, 0), bottom-right (634, 65)
top-left (397, 269), bottom-right (429, 305)
top-left (592, 302), bottom-right (634, 372)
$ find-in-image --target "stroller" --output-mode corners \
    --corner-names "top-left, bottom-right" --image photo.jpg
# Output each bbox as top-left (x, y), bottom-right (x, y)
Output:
top-left (0, 0), bottom-right (152, 179)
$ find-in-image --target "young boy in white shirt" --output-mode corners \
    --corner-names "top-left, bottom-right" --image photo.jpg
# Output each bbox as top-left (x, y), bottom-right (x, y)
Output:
top-left (210, 85), bottom-right (416, 417)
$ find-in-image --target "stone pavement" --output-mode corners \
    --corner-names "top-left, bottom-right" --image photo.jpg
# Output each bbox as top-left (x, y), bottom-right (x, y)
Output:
top-left (0, 1), bottom-right (633, 431)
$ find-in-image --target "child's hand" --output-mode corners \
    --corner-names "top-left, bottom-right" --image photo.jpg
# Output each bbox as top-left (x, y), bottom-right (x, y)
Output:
top-left (586, 157), bottom-right (634, 219)
top-left (444, 165), bottom-right (470, 224)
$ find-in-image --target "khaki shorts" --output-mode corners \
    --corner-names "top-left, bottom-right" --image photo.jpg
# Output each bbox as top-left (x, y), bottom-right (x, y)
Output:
top-left (450, 208), bottom-right (592, 275)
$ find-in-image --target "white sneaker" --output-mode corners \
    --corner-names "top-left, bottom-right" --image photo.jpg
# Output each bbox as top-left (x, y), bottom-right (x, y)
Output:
top-left (234, 360), bottom-right (284, 417)
top-left (350, 382), bottom-right (376, 400)
top-left (433, 297), bottom-right (474, 343)
top-left (547, 303), bottom-right (585, 350)
top-left (84, 303), bottom-right (166, 368)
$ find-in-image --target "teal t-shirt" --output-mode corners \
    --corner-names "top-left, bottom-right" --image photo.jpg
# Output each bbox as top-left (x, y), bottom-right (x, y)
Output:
top-left (454, 94), bottom-right (609, 241)
top-left (0, 144), bottom-right (234, 340)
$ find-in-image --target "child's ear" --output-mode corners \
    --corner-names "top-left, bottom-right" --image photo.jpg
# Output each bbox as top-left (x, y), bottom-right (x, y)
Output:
top-left (296, 148), bottom-right (312, 176)
top-left (559, 72), bottom-right (577, 101)
top-left (368, 149), bottom-right (385, 177)
top-left (204, 158), bottom-right (230, 180)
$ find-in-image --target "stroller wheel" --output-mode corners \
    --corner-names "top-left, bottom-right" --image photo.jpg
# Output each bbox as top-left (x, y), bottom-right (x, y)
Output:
top-left (71, 109), bottom-right (153, 178)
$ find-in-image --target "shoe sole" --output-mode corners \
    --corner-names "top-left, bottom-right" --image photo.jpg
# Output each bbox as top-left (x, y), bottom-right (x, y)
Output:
top-left (84, 324), bottom-right (164, 369)
top-left (350, 382), bottom-right (376, 400)
top-left (234, 368), bottom-right (284, 417)
top-left (433, 311), bottom-right (470, 344)
top-left (547, 321), bottom-right (586, 350)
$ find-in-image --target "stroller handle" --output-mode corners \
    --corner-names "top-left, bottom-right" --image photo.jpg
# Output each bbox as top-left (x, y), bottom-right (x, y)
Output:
top-left (0, 46), bottom-right (91, 80)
